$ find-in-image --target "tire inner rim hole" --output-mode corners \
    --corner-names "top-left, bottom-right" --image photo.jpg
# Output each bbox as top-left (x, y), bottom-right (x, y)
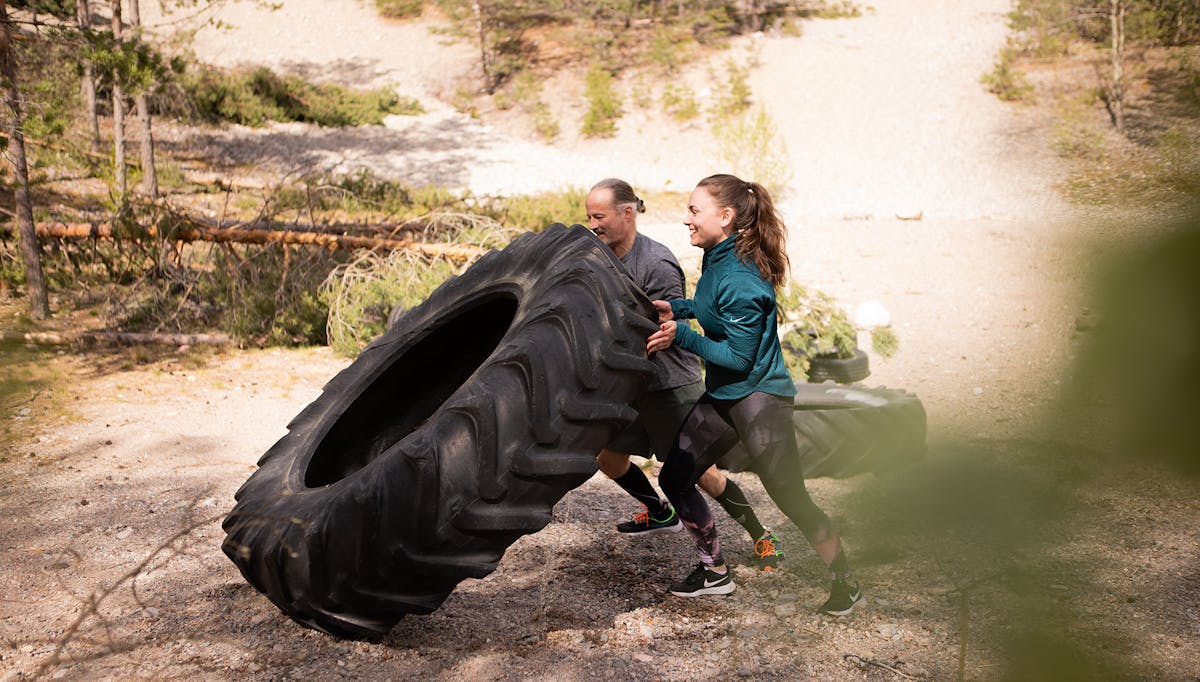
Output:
top-left (304, 293), bottom-right (520, 488)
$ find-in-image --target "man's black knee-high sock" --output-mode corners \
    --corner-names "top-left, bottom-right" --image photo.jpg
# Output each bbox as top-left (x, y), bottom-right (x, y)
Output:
top-left (714, 478), bottom-right (766, 540)
top-left (613, 463), bottom-right (670, 517)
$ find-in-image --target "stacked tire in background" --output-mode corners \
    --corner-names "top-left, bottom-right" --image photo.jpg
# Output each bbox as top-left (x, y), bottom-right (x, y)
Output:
top-left (718, 383), bottom-right (927, 478)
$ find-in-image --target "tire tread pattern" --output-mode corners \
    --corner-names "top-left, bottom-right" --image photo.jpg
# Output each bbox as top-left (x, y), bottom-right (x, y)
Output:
top-left (222, 224), bottom-right (657, 639)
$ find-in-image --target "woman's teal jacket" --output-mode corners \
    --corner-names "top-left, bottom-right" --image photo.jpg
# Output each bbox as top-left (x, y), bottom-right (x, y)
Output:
top-left (669, 236), bottom-right (796, 400)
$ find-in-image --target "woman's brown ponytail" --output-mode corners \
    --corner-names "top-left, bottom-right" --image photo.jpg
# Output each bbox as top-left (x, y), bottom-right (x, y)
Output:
top-left (695, 174), bottom-right (790, 288)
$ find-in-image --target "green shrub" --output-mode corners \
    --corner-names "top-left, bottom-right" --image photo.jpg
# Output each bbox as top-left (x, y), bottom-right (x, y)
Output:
top-left (1177, 49), bottom-right (1200, 110)
top-left (484, 188), bottom-right (588, 231)
top-left (710, 58), bottom-right (752, 120)
top-left (175, 65), bottom-right (424, 127)
top-left (1153, 126), bottom-right (1200, 195)
top-left (691, 5), bottom-right (739, 44)
top-left (775, 284), bottom-right (859, 380)
top-left (661, 82), bottom-right (700, 121)
top-left (497, 72), bottom-right (559, 140)
top-left (648, 25), bottom-right (694, 74)
top-left (102, 236), bottom-right (336, 347)
top-left (270, 172), bottom-right (583, 231)
top-left (10, 0), bottom-right (74, 16)
top-left (713, 106), bottom-right (792, 197)
top-left (15, 38), bottom-right (80, 142)
top-left (321, 250), bottom-right (457, 356)
top-left (581, 63), bottom-right (622, 137)
top-left (814, 0), bottom-right (866, 19)
top-left (981, 45), bottom-right (1035, 103)
top-left (530, 101), bottom-right (561, 140)
top-left (871, 325), bottom-right (899, 358)
top-left (376, 0), bottom-right (424, 19)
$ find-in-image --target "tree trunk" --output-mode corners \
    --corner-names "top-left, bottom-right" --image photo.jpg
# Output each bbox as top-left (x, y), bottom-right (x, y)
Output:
top-left (471, 0), bottom-right (493, 94)
top-left (0, 0), bottom-right (50, 319)
top-left (111, 0), bottom-right (126, 197)
top-left (76, 0), bottom-right (100, 152)
top-left (128, 0), bottom-right (156, 197)
top-left (1110, 0), bottom-right (1126, 130)
top-left (24, 220), bottom-right (490, 261)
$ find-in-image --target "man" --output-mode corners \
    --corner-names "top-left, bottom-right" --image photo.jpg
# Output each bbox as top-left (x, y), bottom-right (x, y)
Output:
top-left (586, 178), bottom-right (784, 570)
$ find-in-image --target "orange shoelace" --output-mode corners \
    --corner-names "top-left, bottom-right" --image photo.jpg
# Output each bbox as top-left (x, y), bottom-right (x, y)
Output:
top-left (754, 536), bottom-right (777, 558)
top-left (631, 508), bottom-right (649, 525)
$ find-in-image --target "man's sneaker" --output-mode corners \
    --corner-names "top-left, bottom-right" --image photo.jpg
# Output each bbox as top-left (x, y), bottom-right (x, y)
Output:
top-left (754, 529), bottom-right (785, 571)
top-left (616, 506), bottom-right (682, 536)
top-left (669, 564), bottom-right (736, 597)
top-left (818, 578), bottom-right (863, 616)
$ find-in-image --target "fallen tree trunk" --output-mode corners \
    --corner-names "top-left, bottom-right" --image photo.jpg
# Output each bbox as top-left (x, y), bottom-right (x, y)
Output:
top-left (22, 221), bottom-right (490, 262)
top-left (1, 329), bottom-right (232, 346)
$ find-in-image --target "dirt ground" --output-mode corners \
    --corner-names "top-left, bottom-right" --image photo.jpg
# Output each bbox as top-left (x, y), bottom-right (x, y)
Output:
top-left (2, 0), bottom-right (1198, 680)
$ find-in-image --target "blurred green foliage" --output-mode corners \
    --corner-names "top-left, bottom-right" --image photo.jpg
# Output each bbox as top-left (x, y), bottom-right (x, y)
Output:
top-left (1067, 208), bottom-right (1200, 476)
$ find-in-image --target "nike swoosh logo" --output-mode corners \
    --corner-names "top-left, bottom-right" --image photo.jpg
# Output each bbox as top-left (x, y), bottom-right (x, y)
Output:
top-left (704, 576), bottom-right (727, 587)
top-left (729, 316), bottom-right (746, 323)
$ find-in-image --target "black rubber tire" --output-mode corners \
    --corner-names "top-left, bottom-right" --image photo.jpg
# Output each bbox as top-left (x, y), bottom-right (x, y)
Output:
top-left (221, 224), bottom-right (658, 639)
top-left (718, 383), bottom-right (926, 478)
top-left (807, 347), bottom-right (871, 384)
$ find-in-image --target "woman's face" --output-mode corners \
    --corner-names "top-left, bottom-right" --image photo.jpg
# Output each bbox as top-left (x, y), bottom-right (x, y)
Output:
top-left (684, 186), bottom-right (733, 250)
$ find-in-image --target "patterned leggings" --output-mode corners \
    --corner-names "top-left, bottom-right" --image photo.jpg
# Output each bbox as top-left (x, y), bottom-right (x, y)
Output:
top-left (659, 391), bottom-right (838, 567)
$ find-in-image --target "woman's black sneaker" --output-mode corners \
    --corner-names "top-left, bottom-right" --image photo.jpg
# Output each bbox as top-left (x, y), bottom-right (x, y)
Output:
top-left (669, 564), bottom-right (736, 597)
top-left (818, 578), bottom-right (862, 615)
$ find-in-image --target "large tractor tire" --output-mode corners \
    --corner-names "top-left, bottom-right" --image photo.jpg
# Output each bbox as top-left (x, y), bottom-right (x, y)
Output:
top-left (719, 383), bottom-right (926, 478)
top-left (222, 224), bottom-right (658, 639)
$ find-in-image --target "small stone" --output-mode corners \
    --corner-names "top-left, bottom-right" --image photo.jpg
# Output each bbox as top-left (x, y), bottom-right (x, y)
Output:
top-left (20, 644), bottom-right (33, 653)
top-left (877, 623), bottom-right (899, 638)
top-left (633, 653), bottom-right (653, 664)
top-left (972, 387), bottom-right (984, 396)
top-left (116, 527), bottom-right (133, 540)
top-left (874, 597), bottom-right (891, 606)
top-left (145, 607), bottom-right (160, 617)
top-left (17, 408), bottom-right (31, 416)
top-left (774, 604), bottom-right (798, 618)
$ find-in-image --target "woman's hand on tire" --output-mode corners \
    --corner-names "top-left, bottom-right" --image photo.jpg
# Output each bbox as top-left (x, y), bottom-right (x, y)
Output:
top-left (652, 300), bottom-right (674, 322)
top-left (647, 320), bottom-right (676, 354)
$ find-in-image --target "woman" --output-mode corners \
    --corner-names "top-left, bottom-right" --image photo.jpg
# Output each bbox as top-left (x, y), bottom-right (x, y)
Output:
top-left (645, 174), bottom-right (861, 615)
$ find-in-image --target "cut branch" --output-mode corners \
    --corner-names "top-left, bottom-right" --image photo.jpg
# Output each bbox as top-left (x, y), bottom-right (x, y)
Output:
top-left (0, 330), bottom-right (231, 345)
top-left (20, 221), bottom-right (490, 262)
